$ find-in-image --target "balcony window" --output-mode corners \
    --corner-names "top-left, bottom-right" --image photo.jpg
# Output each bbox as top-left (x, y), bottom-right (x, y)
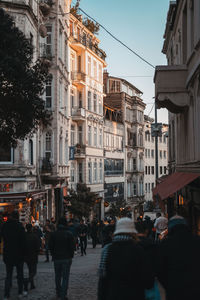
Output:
top-left (45, 132), bottom-right (52, 159)
top-left (164, 166), bottom-right (167, 174)
top-left (88, 161), bottom-right (92, 184)
top-left (145, 183), bottom-right (147, 193)
top-left (78, 91), bottom-right (82, 108)
top-left (164, 151), bottom-right (166, 159)
top-left (148, 149), bottom-right (150, 157)
top-left (94, 127), bottom-right (97, 146)
top-left (70, 89), bottom-right (75, 112)
top-left (94, 94), bottom-right (97, 113)
top-left (104, 159), bottom-right (124, 176)
top-left (71, 125), bottom-right (75, 146)
top-left (152, 182), bottom-right (154, 190)
top-left (45, 78), bottom-right (52, 108)
top-left (88, 91), bottom-right (91, 111)
top-left (88, 126), bottom-right (92, 146)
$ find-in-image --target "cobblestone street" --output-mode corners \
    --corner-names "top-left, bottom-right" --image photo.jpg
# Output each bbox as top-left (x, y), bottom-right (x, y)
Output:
top-left (0, 243), bottom-right (102, 300)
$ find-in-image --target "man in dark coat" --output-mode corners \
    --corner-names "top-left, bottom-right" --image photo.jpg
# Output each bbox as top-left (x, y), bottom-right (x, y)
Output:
top-left (0, 210), bottom-right (26, 299)
top-left (156, 215), bottom-right (200, 300)
top-left (24, 224), bottom-right (40, 292)
top-left (98, 217), bottom-right (154, 300)
top-left (90, 219), bottom-right (98, 248)
top-left (49, 217), bottom-right (74, 300)
top-left (78, 219), bottom-right (88, 255)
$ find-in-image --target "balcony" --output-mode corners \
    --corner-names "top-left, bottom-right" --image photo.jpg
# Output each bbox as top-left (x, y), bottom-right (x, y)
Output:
top-left (74, 144), bottom-right (86, 159)
top-left (70, 33), bottom-right (106, 62)
top-left (71, 107), bottom-right (86, 121)
top-left (71, 71), bottom-right (86, 87)
top-left (154, 65), bottom-right (189, 113)
top-left (39, 43), bottom-right (52, 60)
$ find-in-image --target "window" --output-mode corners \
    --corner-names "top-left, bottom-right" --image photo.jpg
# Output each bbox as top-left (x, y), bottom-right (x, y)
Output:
top-left (104, 159), bottom-right (124, 176)
top-left (148, 183), bottom-right (151, 193)
top-left (88, 126), bottom-right (92, 146)
top-left (138, 133), bottom-right (143, 147)
top-left (163, 135), bottom-right (167, 143)
top-left (109, 80), bottom-right (120, 92)
top-left (78, 91), bottom-right (82, 108)
top-left (139, 157), bottom-right (143, 172)
top-left (45, 78), bottom-right (52, 108)
top-left (138, 111), bottom-right (143, 123)
top-left (148, 166), bottom-right (150, 175)
top-left (94, 94), bottom-right (97, 112)
top-left (145, 149), bottom-right (147, 158)
top-left (133, 183), bottom-right (137, 196)
top-left (59, 81), bottom-right (62, 109)
top-left (127, 182), bottom-right (131, 197)
top-left (111, 135), bottom-right (114, 148)
top-left (88, 161), bottom-right (92, 183)
top-left (88, 56), bottom-right (91, 76)
top-left (99, 129), bottom-right (102, 147)
top-left (99, 160), bottom-right (103, 182)
top-left (65, 139), bottom-right (68, 164)
top-left (70, 162), bottom-right (75, 182)
top-left (29, 139), bottom-right (33, 165)
top-left (98, 64), bottom-right (102, 83)
top-left (94, 127), bottom-right (97, 146)
top-left (99, 97), bottom-right (103, 114)
top-left (71, 125), bottom-right (75, 146)
top-left (94, 160), bottom-right (97, 182)
top-left (78, 162), bottom-right (83, 182)
top-left (93, 60), bottom-right (97, 79)
top-left (151, 166), bottom-right (154, 175)
top-left (88, 91), bottom-right (91, 111)
top-left (70, 89), bottom-right (75, 112)
top-left (152, 183), bottom-right (154, 190)
top-left (159, 136), bottom-right (162, 143)
top-left (160, 150), bottom-right (162, 159)
top-left (148, 149), bottom-right (150, 157)
top-left (139, 178), bottom-right (143, 196)
top-left (78, 126), bottom-right (82, 144)
top-left (46, 25), bottom-right (52, 57)
top-left (45, 132), bottom-right (52, 159)
top-left (145, 183), bottom-right (147, 193)
top-left (145, 166), bottom-right (147, 175)
top-left (164, 151), bottom-right (166, 159)
top-left (148, 134), bottom-right (150, 142)
top-left (151, 149), bottom-right (154, 158)
top-left (160, 166), bottom-right (163, 175)
top-left (164, 166), bottom-right (167, 174)
top-left (59, 29), bottom-right (62, 59)
top-left (106, 134), bottom-right (109, 147)
top-left (133, 158), bottom-right (136, 170)
top-left (59, 137), bottom-right (63, 164)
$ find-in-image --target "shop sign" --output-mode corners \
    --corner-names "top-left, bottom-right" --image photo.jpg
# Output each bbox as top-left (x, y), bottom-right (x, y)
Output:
top-left (0, 183), bottom-right (13, 193)
top-left (69, 146), bottom-right (75, 160)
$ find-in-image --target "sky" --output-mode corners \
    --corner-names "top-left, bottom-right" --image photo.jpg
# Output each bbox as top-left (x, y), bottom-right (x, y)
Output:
top-left (74, 0), bottom-right (171, 123)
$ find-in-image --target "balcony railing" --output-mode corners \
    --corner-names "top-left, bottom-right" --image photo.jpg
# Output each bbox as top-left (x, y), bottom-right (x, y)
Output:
top-left (74, 144), bottom-right (86, 158)
top-left (71, 71), bottom-right (86, 82)
top-left (70, 33), bottom-right (106, 61)
top-left (71, 107), bottom-right (86, 118)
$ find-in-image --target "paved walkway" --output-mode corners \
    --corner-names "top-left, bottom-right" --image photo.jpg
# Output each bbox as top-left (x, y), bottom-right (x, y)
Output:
top-left (0, 242), bottom-right (166, 300)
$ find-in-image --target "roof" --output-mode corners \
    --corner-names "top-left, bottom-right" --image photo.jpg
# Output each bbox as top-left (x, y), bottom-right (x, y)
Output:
top-left (153, 172), bottom-right (200, 201)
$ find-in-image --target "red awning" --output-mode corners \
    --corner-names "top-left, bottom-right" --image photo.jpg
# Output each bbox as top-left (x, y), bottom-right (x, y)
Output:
top-left (153, 172), bottom-right (200, 201)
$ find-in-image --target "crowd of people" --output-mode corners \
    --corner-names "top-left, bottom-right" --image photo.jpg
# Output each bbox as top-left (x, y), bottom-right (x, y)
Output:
top-left (1, 211), bottom-right (200, 300)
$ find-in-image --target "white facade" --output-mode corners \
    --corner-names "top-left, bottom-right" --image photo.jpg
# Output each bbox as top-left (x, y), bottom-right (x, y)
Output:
top-left (144, 116), bottom-right (168, 202)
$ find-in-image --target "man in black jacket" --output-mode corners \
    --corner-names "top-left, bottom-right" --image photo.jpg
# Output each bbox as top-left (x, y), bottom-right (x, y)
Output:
top-left (156, 215), bottom-right (200, 300)
top-left (0, 210), bottom-right (26, 299)
top-left (49, 217), bottom-right (74, 300)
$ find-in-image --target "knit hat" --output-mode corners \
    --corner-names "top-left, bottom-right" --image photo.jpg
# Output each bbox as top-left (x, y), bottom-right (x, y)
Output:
top-left (168, 215), bottom-right (187, 230)
top-left (114, 217), bottom-right (137, 235)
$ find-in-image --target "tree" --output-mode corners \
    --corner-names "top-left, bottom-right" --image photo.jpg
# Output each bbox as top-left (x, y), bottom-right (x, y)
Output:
top-left (64, 183), bottom-right (97, 219)
top-left (82, 18), bottom-right (100, 35)
top-left (0, 9), bottom-right (50, 147)
top-left (107, 199), bottom-right (131, 218)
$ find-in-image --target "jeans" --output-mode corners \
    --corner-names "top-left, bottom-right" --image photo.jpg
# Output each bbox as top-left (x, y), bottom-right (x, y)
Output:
top-left (4, 262), bottom-right (24, 297)
top-left (80, 236), bottom-right (87, 254)
top-left (54, 259), bottom-right (72, 300)
top-left (24, 262), bottom-right (37, 290)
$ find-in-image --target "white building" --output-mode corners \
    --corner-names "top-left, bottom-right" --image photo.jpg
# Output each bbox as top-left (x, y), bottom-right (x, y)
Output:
top-left (144, 115), bottom-right (168, 202)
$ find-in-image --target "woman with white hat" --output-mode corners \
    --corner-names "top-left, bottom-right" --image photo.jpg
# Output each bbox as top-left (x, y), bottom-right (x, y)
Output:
top-left (98, 217), bottom-right (154, 300)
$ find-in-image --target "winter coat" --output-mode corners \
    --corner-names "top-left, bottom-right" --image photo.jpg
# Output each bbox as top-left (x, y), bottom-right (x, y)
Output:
top-left (49, 225), bottom-right (74, 260)
top-left (78, 224), bottom-right (88, 237)
top-left (24, 232), bottom-right (40, 264)
top-left (0, 219), bottom-right (26, 264)
top-left (98, 235), bottom-right (154, 300)
top-left (156, 224), bottom-right (200, 300)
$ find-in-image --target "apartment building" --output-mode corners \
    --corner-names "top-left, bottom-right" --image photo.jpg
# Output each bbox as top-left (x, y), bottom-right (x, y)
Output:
top-left (154, 0), bottom-right (200, 230)
top-left (104, 104), bottom-right (125, 208)
top-left (104, 72), bottom-right (146, 216)
top-left (68, 10), bottom-right (106, 219)
top-left (144, 115), bottom-right (168, 202)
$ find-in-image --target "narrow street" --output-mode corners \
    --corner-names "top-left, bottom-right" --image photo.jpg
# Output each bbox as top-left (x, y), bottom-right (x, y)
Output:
top-left (0, 243), bottom-right (101, 300)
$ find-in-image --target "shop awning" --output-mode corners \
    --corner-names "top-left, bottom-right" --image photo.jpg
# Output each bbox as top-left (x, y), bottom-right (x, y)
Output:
top-left (153, 172), bottom-right (200, 201)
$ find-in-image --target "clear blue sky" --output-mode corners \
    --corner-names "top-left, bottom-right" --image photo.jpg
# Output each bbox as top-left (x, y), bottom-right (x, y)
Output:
top-left (75, 0), bottom-right (170, 123)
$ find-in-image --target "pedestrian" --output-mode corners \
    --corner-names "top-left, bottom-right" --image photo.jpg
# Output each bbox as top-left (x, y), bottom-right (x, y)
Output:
top-left (156, 215), bottom-right (200, 300)
top-left (23, 223), bottom-right (40, 292)
top-left (154, 212), bottom-right (168, 242)
top-left (33, 221), bottom-right (43, 250)
top-left (49, 217), bottom-right (74, 300)
top-left (102, 219), bottom-right (115, 247)
top-left (78, 219), bottom-right (88, 256)
top-left (43, 219), bottom-right (52, 262)
top-left (98, 217), bottom-right (154, 300)
top-left (0, 210), bottom-right (27, 300)
top-left (67, 219), bottom-right (79, 253)
top-left (90, 219), bottom-right (98, 248)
